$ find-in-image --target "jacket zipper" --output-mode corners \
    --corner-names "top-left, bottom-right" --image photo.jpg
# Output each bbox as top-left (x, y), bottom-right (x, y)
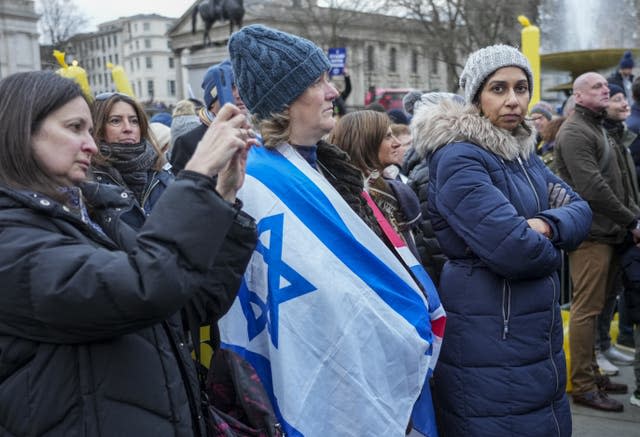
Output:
top-left (517, 156), bottom-right (541, 211)
top-left (501, 279), bottom-right (511, 340)
top-left (547, 276), bottom-right (561, 436)
top-left (141, 176), bottom-right (160, 212)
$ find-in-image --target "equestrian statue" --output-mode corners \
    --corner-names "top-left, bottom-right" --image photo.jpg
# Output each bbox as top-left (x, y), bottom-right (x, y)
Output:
top-left (192, 0), bottom-right (245, 46)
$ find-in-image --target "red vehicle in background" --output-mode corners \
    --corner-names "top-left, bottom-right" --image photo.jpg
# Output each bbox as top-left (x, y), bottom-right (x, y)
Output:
top-left (365, 87), bottom-right (413, 110)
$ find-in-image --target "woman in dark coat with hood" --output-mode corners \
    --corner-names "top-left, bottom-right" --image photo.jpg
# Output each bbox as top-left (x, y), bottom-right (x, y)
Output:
top-left (0, 71), bottom-right (257, 436)
top-left (413, 45), bottom-right (592, 436)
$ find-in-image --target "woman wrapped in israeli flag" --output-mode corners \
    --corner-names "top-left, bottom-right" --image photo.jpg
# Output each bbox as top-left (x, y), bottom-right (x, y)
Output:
top-left (219, 24), bottom-right (446, 437)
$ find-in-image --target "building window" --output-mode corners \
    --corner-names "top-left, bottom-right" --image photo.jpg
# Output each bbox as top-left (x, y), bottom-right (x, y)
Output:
top-left (136, 58), bottom-right (140, 69)
top-left (104, 73), bottom-right (109, 87)
top-left (137, 80), bottom-right (142, 96)
top-left (147, 80), bottom-right (154, 98)
top-left (366, 46), bottom-right (375, 71)
top-left (115, 54), bottom-right (119, 64)
top-left (130, 60), bottom-right (134, 71)
top-left (143, 22), bottom-right (150, 31)
top-left (107, 36), bottom-right (111, 48)
top-left (134, 23), bottom-right (138, 32)
top-left (113, 35), bottom-right (117, 45)
top-left (135, 40), bottom-right (140, 50)
top-left (168, 80), bottom-right (176, 96)
top-left (146, 57), bottom-right (153, 69)
top-left (168, 57), bottom-right (174, 68)
top-left (108, 55), bottom-right (112, 63)
top-left (101, 38), bottom-right (105, 51)
top-left (389, 47), bottom-right (397, 72)
top-left (144, 39), bottom-right (151, 49)
top-left (431, 54), bottom-right (439, 75)
top-left (97, 57), bottom-right (101, 68)
top-left (411, 50), bottom-right (419, 74)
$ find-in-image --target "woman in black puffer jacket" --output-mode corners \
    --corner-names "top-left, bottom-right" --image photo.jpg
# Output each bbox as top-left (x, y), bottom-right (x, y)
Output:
top-left (0, 71), bottom-right (257, 437)
top-left (403, 92), bottom-right (463, 286)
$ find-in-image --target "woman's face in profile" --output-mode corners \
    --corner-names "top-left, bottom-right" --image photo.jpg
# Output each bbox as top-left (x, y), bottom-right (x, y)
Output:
top-left (32, 96), bottom-right (97, 186)
top-left (478, 67), bottom-right (530, 132)
top-left (377, 127), bottom-right (401, 168)
top-left (289, 72), bottom-right (339, 143)
top-left (103, 101), bottom-right (141, 144)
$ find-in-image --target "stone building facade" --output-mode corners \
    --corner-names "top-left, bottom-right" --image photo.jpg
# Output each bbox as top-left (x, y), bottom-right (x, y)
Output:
top-left (61, 14), bottom-right (178, 104)
top-left (0, 0), bottom-right (40, 79)
top-left (169, 0), bottom-right (449, 109)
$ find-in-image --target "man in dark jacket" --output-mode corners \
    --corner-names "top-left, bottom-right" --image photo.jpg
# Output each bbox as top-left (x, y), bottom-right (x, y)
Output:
top-left (171, 60), bottom-right (248, 172)
top-left (555, 72), bottom-right (640, 412)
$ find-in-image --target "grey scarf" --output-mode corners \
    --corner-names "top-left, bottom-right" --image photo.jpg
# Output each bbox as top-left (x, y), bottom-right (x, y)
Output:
top-left (99, 139), bottom-right (157, 203)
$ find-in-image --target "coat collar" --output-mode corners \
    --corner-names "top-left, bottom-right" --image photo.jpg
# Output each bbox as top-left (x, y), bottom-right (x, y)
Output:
top-left (412, 99), bottom-right (536, 161)
top-left (573, 103), bottom-right (607, 122)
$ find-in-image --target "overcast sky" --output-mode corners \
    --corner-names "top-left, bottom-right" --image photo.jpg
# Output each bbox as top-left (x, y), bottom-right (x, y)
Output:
top-left (69, 0), bottom-right (195, 30)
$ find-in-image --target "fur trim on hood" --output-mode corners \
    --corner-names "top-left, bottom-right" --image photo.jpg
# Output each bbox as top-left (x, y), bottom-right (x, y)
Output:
top-left (411, 99), bottom-right (536, 161)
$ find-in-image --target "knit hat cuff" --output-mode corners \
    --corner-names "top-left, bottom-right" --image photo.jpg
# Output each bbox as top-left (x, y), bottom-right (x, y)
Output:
top-left (252, 49), bottom-right (330, 119)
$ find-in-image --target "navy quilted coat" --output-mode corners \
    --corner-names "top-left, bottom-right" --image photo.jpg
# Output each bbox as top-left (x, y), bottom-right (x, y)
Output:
top-left (412, 101), bottom-right (592, 437)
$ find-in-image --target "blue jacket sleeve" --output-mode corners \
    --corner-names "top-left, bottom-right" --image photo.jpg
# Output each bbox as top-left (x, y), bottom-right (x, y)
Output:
top-left (432, 144), bottom-right (562, 280)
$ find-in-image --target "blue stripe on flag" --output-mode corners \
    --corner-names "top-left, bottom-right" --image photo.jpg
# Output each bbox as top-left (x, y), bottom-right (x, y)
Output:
top-left (411, 375), bottom-right (439, 437)
top-left (247, 146), bottom-right (432, 342)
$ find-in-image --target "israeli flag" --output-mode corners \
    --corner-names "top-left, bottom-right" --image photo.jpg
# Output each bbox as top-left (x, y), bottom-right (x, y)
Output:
top-left (219, 144), bottom-right (443, 437)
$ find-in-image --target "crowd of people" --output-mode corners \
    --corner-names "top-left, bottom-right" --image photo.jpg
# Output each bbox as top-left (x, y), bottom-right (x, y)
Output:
top-left (0, 22), bottom-right (639, 437)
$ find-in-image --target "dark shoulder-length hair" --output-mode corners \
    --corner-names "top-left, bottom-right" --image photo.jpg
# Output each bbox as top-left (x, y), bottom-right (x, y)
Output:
top-left (0, 71), bottom-right (87, 200)
top-left (92, 93), bottom-right (165, 170)
top-left (328, 110), bottom-right (390, 174)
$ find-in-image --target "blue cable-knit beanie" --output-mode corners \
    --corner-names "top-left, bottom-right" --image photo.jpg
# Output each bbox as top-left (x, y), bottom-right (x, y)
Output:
top-left (228, 24), bottom-right (330, 120)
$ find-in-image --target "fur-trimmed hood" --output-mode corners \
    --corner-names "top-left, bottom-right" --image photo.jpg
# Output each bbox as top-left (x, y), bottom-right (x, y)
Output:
top-left (411, 99), bottom-right (536, 161)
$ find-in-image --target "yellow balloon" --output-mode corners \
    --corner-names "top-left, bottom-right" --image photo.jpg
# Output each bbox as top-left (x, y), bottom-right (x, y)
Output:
top-left (107, 62), bottom-right (135, 97)
top-left (53, 50), bottom-right (93, 101)
top-left (518, 15), bottom-right (541, 110)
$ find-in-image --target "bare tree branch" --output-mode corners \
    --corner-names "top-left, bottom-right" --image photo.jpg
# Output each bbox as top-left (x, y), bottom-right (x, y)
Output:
top-left (37, 0), bottom-right (89, 46)
top-left (385, 0), bottom-right (541, 91)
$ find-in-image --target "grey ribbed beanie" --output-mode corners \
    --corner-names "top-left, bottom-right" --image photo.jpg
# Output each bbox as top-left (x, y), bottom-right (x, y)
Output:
top-left (228, 24), bottom-right (330, 119)
top-left (459, 44), bottom-right (533, 104)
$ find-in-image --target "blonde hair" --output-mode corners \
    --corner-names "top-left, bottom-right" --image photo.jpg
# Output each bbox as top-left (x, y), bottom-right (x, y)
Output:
top-left (254, 110), bottom-right (291, 149)
top-left (390, 123), bottom-right (410, 137)
top-left (172, 100), bottom-right (196, 117)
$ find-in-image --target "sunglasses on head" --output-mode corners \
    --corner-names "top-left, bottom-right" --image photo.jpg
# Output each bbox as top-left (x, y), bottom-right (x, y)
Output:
top-left (95, 92), bottom-right (132, 101)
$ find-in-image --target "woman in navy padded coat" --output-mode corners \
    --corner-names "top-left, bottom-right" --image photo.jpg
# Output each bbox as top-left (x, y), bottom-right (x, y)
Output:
top-left (412, 45), bottom-right (592, 436)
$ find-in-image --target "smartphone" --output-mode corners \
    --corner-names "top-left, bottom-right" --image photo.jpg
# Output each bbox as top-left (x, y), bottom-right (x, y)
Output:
top-left (213, 65), bottom-right (234, 106)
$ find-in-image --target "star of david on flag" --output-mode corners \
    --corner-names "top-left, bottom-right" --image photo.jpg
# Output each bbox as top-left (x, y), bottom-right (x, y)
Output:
top-left (240, 213), bottom-right (316, 348)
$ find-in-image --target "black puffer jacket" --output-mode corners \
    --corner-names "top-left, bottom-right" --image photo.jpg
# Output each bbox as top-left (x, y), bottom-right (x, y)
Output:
top-left (0, 173), bottom-right (257, 437)
top-left (171, 123), bottom-right (208, 173)
top-left (403, 147), bottom-right (447, 286)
